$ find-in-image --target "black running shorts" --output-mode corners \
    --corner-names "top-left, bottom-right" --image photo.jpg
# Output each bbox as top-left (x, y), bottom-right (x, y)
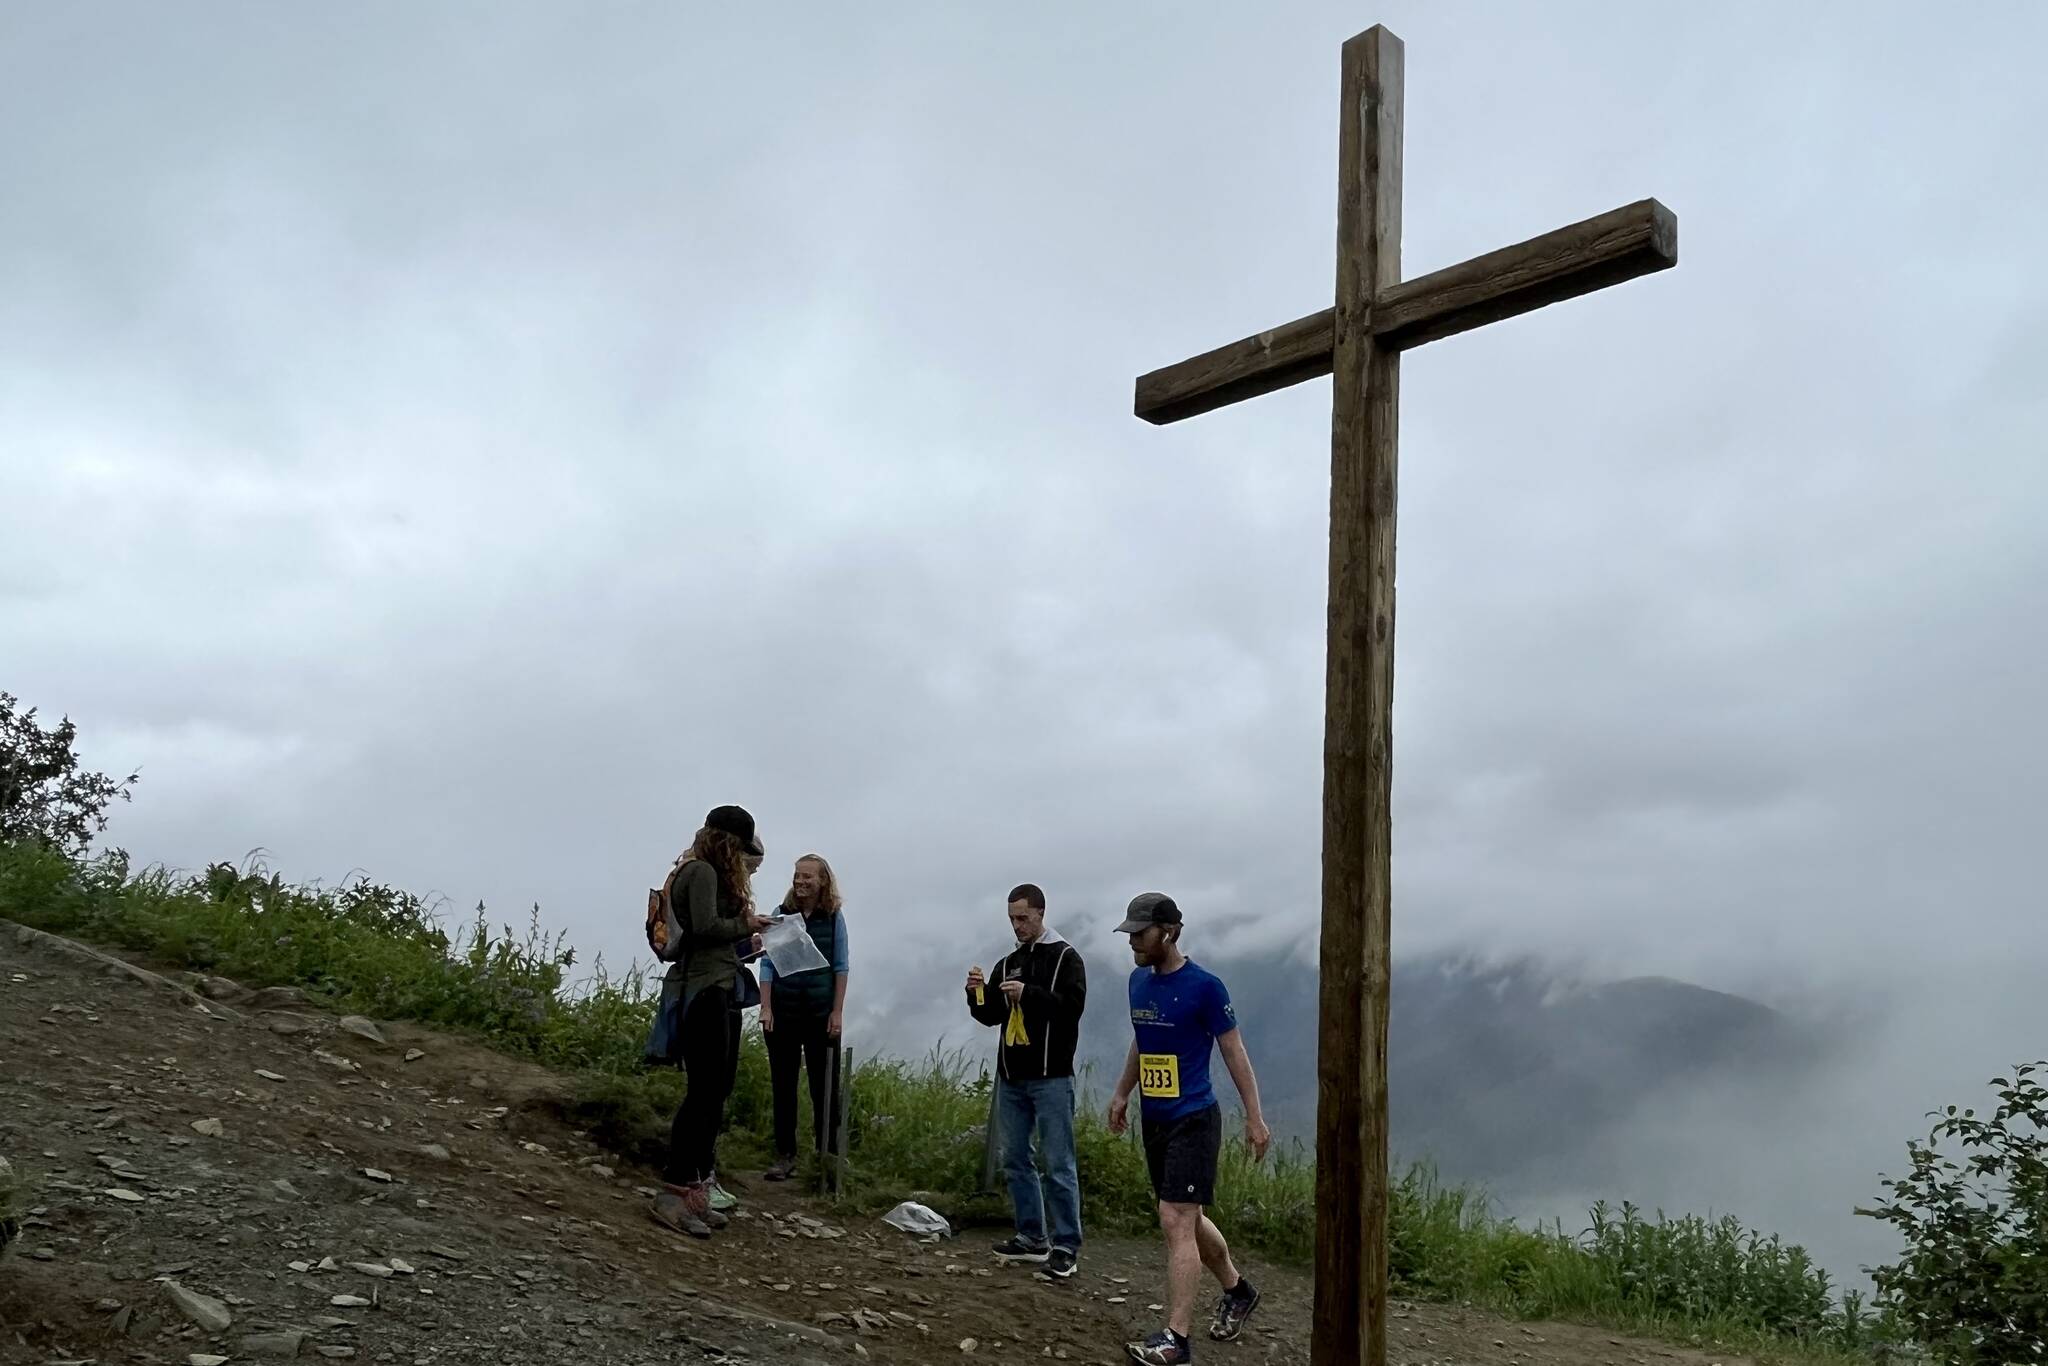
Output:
top-left (1142, 1103), bottom-right (1222, 1206)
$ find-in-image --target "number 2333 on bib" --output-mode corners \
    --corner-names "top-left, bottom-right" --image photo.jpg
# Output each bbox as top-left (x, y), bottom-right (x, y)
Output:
top-left (1138, 1053), bottom-right (1181, 1098)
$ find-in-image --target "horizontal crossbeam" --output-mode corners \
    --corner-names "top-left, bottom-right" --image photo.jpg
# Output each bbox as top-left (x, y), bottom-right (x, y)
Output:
top-left (1133, 197), bottom-right (1676, 424)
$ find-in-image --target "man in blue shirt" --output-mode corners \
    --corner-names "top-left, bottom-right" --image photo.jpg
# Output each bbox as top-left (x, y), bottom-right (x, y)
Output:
top-left (1108, 893), bottom-right (1271, 1366)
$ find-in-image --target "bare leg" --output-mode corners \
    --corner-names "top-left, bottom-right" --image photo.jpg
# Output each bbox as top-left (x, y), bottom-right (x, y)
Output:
top-left (1160, 1202), bottom-right (1203, 1339)
top-left (1196, 1214), bottom-right (1241, 1290)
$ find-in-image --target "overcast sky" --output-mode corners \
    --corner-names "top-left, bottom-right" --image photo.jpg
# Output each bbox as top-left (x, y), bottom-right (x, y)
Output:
top-left (5, 0), bottom-right (2045, 1267)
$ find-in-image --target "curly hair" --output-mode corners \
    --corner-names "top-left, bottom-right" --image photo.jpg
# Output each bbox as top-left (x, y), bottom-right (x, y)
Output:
top-left (782, 853), bottom-right (844, 915)
top-left (681, 827), bottom-right (755, 914)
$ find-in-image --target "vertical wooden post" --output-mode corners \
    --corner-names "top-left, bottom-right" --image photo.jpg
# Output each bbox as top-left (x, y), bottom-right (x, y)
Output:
top-left (836, 1038), bottom-right (852, 1188)
top-left (1314, 25), bottom-right (1401, 1366)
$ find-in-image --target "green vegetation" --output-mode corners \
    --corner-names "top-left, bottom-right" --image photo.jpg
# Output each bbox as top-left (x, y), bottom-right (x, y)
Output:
top-left (0, 838), bottom-right (1892, 1361)
top-left (1856, 1062), bottom-right (2047, 1364)
top-left (0, 690), bottom-right (1943, 1361)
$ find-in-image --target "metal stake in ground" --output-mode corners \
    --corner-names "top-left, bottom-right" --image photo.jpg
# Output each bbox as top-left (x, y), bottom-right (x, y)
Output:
top-left (1131, 26), bottom-right (1677, 1366)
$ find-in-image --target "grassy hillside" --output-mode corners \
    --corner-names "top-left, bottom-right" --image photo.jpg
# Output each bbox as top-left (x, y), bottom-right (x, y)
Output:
top-left (0, 840), bottom-right (1897, 1361)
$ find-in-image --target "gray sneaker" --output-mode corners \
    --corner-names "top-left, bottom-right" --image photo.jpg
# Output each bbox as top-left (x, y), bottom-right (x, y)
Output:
top-left (1209, 1277), bottom-right (1260, 1341)
top-left (649, 1190), bottom-right (711, 1239)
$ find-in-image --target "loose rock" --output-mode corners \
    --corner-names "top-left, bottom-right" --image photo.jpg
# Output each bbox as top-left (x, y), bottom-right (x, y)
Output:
top-left (190, 1117), bottom-right (225, 1137)
top-left (338, 1015), bottom-right (387, 1044)
top-left (242, 1329), bottom-right (309, 1358)
top-left (163, 1281), bottom-right (234, 1333)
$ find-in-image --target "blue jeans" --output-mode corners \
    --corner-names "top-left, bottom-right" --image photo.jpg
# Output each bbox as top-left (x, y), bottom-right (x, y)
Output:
top-left (996, 1075), bottom-right (1082, 1252)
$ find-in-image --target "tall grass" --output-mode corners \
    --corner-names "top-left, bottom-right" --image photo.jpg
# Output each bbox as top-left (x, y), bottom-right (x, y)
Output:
top-left (0, 840), bottom-right (1895, 1360)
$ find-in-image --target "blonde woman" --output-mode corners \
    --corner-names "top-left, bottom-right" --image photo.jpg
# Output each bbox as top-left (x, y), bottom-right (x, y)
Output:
top-left (650, 805), bottom-right (771, 1239)
top-left (757, 853), bottom-right (851, 1181)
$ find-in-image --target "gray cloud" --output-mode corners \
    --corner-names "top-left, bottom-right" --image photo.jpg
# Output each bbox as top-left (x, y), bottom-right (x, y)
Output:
top-left (6, 0), bottom-right (2046, 1285)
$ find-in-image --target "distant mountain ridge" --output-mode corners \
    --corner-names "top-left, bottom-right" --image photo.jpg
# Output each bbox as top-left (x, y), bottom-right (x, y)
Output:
top-left (1069, 948), bottom-right (1824, 1200)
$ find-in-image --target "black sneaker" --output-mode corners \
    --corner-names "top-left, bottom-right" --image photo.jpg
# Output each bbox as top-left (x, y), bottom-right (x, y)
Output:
top-left (991, 1235), bottom-right (1051, 1263)
top-left (1208, 1277), bottom-right (1260, 1341)
top-left (1125, 1329), bottom-right (1192, 1365)
top-left (1037, 1247), bottom-right (1078, 1279)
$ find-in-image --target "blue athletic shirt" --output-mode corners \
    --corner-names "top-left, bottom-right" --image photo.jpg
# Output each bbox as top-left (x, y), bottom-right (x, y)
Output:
top-left (1127, 960), bottom-right (1237, 1122)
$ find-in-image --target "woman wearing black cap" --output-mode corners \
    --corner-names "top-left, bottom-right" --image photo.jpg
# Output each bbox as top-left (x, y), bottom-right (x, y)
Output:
top-left (651, 804), bottom-right (771, 1239)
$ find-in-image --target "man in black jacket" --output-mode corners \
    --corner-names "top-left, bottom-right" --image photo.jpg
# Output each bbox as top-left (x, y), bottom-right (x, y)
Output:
top-left (966, 882), bottom-right (1088, 1278)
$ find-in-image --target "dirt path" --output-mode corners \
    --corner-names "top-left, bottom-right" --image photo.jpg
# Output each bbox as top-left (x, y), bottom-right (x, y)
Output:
top-left (0, 922), bottom-right (1756, 1366)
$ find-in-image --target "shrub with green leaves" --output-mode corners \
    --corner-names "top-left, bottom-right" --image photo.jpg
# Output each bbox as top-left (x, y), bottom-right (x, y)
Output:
top-left (1859, 1062), bottom-right (2048, 1364)
top-left (0, 691), bottom-right (136, 856)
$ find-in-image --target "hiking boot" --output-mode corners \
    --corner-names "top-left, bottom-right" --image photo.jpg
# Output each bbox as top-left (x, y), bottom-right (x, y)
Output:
top-left (1125, 1329), bottom-right (1193, 1365)
top-left (1038, 1247), bottom-right (1078, 1280)
top-left (661, 1178), bottom-right (718, 1224)
top-left (991, 1235), bottom-right (1050, 1263)
top-left (707, 1179), bottom-right (739, 1213)
top-left (1208, 1277), bottom-right (1260, 1341)
top-left (649, 1190), bottom-right (711, 1239)
top-left (763, 1155), bottom-right (798, 1182)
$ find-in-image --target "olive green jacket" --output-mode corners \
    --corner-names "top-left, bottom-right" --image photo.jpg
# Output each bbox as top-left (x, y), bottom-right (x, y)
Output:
top-left (664, 858), bottom-right (753, 1008)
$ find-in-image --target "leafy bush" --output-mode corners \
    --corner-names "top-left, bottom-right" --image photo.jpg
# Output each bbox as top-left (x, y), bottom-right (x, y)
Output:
top-left (1860, 1062), bottom-right (2048, 1364)
top-left (0, 692), bottom-right (136, 855)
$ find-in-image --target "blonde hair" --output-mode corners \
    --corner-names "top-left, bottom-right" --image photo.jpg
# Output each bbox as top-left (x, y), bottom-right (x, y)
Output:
top-left (783, 853), bottom-right (843, 914)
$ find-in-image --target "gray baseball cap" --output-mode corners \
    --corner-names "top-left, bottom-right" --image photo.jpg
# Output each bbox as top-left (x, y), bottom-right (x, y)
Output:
top-left (1115, 892), bottom-right (1183, 933)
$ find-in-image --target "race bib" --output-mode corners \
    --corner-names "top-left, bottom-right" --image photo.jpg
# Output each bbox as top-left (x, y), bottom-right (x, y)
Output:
top-left (1138, 1053), bottom-right (1180, 1098)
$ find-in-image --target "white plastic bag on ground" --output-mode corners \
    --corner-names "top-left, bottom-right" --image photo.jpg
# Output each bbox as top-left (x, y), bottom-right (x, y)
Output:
top-left (880, 1200), bottom-right (951, 1238)
top-left (760, 911), bottom-right (830, 978)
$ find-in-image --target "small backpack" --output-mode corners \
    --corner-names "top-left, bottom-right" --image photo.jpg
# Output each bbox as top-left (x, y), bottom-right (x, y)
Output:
top-left (645, 859), bottom-right (693, 964)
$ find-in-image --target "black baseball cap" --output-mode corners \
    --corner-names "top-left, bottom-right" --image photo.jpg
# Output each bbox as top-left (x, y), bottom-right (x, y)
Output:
top-left (705, 804), bottom-right (764, 857)
top-left (1115, 892), bottom-right (1182, 933)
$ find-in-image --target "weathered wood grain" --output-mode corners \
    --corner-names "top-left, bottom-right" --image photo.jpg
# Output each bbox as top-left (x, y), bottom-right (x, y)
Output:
top-left (1372, 197), bottom-right (1675, 351)
top-left (1132, 199), bottom-right (1674, 424)
top-left (1134, 311), bottom-right (1334, 424)
top-left (1313, 24), bottom-right (1400, 1366)
top-left (1125, 25), bottom-right (1677, 1366)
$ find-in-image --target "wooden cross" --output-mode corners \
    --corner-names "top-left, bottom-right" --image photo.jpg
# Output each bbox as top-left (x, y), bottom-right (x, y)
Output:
top-left (1131, 26), bottom-right (1675, 1366)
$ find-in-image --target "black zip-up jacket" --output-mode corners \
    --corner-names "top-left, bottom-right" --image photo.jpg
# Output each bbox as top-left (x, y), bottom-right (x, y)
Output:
top-left (965, 935), bottom-right (1087, 1083)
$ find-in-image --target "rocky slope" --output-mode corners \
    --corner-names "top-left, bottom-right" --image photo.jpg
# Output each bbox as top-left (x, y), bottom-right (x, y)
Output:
top-left (1, 921), bottom-right (1763, 1366)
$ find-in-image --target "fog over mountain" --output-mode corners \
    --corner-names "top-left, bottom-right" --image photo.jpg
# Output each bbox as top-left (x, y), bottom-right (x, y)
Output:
top-left (862, 934), bottom-right (2004, 1291)
top-left (7, 0), bottom-right (2045, 1307)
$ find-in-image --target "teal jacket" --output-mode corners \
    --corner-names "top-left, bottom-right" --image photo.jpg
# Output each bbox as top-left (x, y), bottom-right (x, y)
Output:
top-left (759, 905), bottom-right (850, 1015)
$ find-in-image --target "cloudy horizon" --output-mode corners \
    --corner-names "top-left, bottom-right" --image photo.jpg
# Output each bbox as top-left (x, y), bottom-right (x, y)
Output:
top-left (6, 0), bottom-right (2045, 1290)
